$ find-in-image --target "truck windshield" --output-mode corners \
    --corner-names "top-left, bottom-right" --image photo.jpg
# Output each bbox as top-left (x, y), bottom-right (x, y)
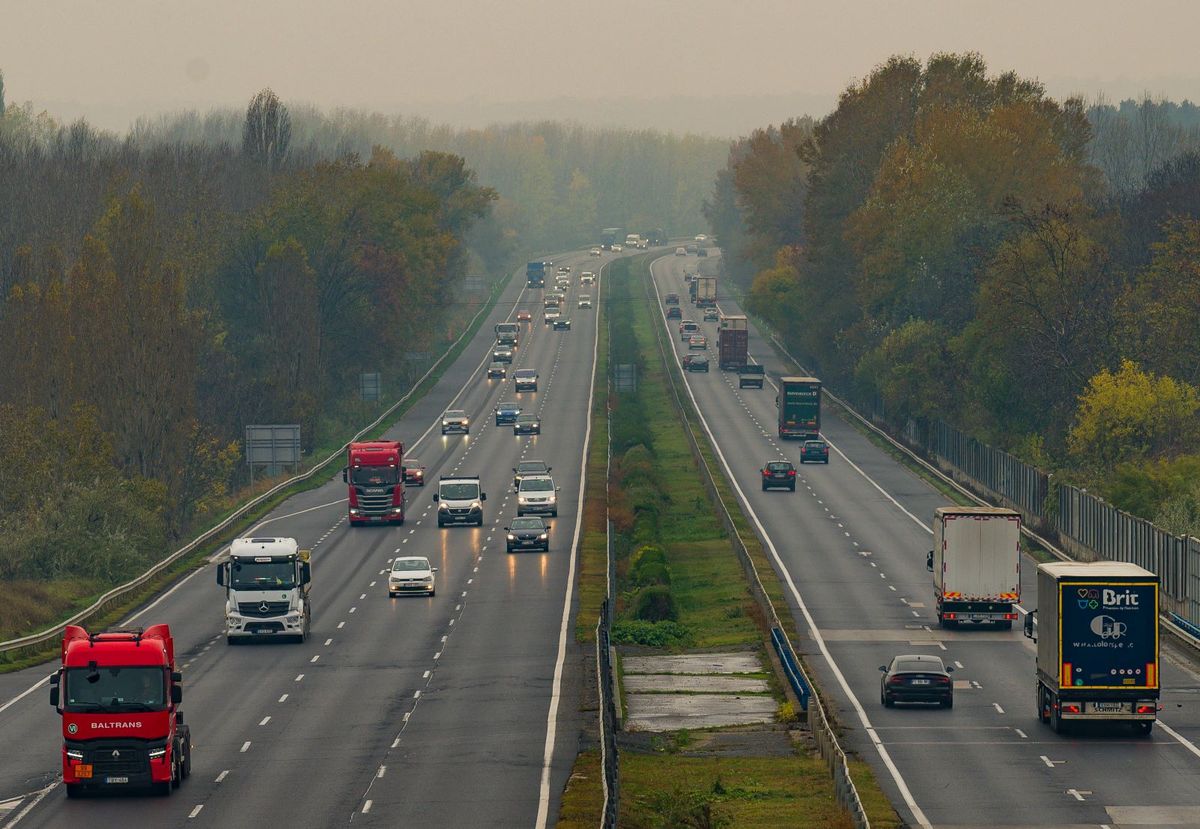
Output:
top-left (352, 466), bottom-right (399, 485)
top-left (440, 483), bottom-right (479, 500)
top-left (65, 666), bottom-right (165, 711)
top-left (230, 560), bottom-right (297, 589)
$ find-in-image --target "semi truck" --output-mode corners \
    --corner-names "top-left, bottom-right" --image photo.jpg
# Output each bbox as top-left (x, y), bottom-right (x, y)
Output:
top-left (217, 537), bottom-right (313, 643)
top-left (777, 376), bottom-right (821, 439)
top-left (526, 261), bottom-right (546, 288)
top-left (1024, 561), bottom-right (1159, 735)
top-left (926, 507), bottom-right (1021, 628)
top-left (625, 233), bottom-right (647, 250)
top-left (495, 321), bottom-right (520, 347)
top-left (343, 440), bottom-right (406, 525)
top-left (717, 314), bottom-right (748, 370)
top-left (50, 624), bottom-right (192, 797)
top-left (600, 227), bottom-right (624, 249)
top-left (694, 276), bottom-right (717, 307)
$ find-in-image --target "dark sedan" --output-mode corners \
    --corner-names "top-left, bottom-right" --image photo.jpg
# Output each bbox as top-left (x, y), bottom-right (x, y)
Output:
top-left (552, 318), bottom-right (572, 331)
top-left (761, 460), bottom-right (796, 491)
top-left (800, 439), bottom-right (830, 464)
top-left (666, 306), bottom-right (682, 320)
top-left (494, 402), bottom-right (521, 426)
top-left (880, 655), bottom-right (954, 708)
top-left (514, 413), bottom-right (541, 435)
top-left (506, 517), bottom-right (551, 552)
top-left (682, 354), bottom-right (709, 373)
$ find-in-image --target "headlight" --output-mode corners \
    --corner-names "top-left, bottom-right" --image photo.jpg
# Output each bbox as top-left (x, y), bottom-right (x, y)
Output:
top-left (442, 420), bottom-right (449, 426)
top-left (507, 534), bottom-right (516, 540)
top-left (462, 419), bottom-right (469, 425)
top-left (226, 616), bottom-right (240, 626)
top-left (438, 503), bottom-right (449, 511)
top-left (391, 507), bottom-right (403, 513)
top-left (286, 615), bottom-right (301, 624)
top-left (539, 533), bottom-right (548, 540)
top-left (470, 501), bottom-right (482, 510)
top-left (548, 494), bottom-right (556, 503)
top-left (148, 748), bottom-right (167, 759)
top-left (66, 749), bottom-right (84, 761)
top-left (349, 508), bottom-right (359, 515)
top-left (422, 576), bottom-right (434, 583)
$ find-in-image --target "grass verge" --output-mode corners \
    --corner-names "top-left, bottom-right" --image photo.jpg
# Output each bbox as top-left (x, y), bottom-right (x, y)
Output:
top-left (556, 750), bottom-right (606, 829)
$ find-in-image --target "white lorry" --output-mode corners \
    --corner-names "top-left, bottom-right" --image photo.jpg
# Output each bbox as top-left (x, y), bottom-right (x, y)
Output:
top-left (926, 507), bottom-right (1021, 629)
top-left (217, 537), bottom-right (312, 643)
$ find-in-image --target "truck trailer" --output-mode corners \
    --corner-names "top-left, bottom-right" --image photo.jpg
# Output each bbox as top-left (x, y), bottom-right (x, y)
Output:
top-left (777, 376), bottom-right (821, 439)
top-left (927, 507), bottom-right (1021, 628)
top-left (217, 537), bottom-right (313, 643)
top-left (525, 261), bottom-right (546, 288)
top-left (694, 276), bottom-right (717, 307)
top-left (1024, 561), bottom-right (1159, 735)
top-left (717, 314), bottom-right (748, 370)
top-left (51, 624), bottom-right (192, 797)
top-left (343, 440), bottom-right (406, 525)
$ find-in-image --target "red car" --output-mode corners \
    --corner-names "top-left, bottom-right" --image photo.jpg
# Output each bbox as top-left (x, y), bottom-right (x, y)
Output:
top-left (516, 310), bottom-right (532, 322)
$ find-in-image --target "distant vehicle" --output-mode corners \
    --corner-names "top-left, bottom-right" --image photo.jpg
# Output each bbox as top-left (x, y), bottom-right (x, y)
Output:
top-left (590, 247), bottom-right (602, 256)
top-left (506, 516), bottom-right (551, 553)
top-left (926, 507), bottom-right (1019, 628)
top-left (702, 307), bottom-right (719, 322)
top-left (513, 459), bottom-right (551, 488)
top-left (688, 334), bottom-right (707, 350)
top-left (440, 409), bottom-right (470, 434)
top-left (645, 228), bottom-right (667, 246)
top-left (492, 345), bottom-right (514, 363)
top-left (526, 261), bottom-right (547, 288)
top-left (543, 308), bottom-right (561, 323)
top-left (557, 265), bottom-right (571, 275)
top-left (682, 353), bottom-right (709, 372)
top-left (761, 460), bottom-right (796, 491)
top-left (718, 314), bottom-right (747, 370)
top-left (578, 295), bottom-right (592, 308)
top-left (880, 655), bottom-right (954, 708)
top-left (666, 307), bottom-right (682, 320)
top-left (675, 247), bottom-right (687, 256)
top-left (516, 310), bottom-right (532, 322)
top-left (388, 556), bottom-right (437, 597)
top-left (494, 401), bottom-right (522, 426)
top-left (434, 476), bottom-right (486, 527)
top-left (1025, 561), bottom-right (1159, 735)
top-left (495, 321), bottom-right (520, 347)
top-left (487, 362), bottom-right (507, 379)
top-left (580, 271), bottom-right (596, 284)
top-left (516, 474), bottom-right (558, 516)
top-left (694, 276), bottom-right (717, 307)
top-left (800, 439), bottom-right (829, 464)
top-left (694, 234), bottom-right (708, 242)
top-left (600, 227), bottom-right (624, 249)
top-left (684, 272), bottom-right (695, 283)
top-left (777, 376), bottom-right (821, 440)
top-left (514, 413), bottom-right (542, 435)
top-left (679, 320), bottom-right (699, 339)
top-left (52, 624), bottom-right (192, 797)
top-left (625, 233), bottom-right (642, 249)
top-left (738, 364), bottom-right (765, 389)
top-left (552, 318), bottom-right (572, 331)
top-left (697, 248), bottom-right (708, 257)
top-left (544, 293), bottom-right (562, 309)
top-left (685, 244), bottom-right (697, 255)
top-left (664, 292), bottom-right (679, 305)
top-left (514, 369), bottom-right (539, 393)
top-left (401, 458), bottom-right (426, 486)
top-left (611, 244), bottom-right (624, 252)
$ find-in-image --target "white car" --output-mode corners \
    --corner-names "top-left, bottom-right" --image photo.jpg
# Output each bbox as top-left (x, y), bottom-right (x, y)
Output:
top-left (675, 247), bottom-right (687, 256)
top-left (544, 308), bottom-right (561, 323)
top-left (589, 248), bottom-right (602, 256)
top-left (612, 244), bottom-right (623, 252)
top-left (694, 234), bottom-right (708, 242)
top-left (388, 556), bottom-right (437, 597)
top-left (578, 295), bottom-right (592, 308)
top-left (580, 271), bottom-right (595, 284)
top-left (517, 474), bottom-right (560, 517)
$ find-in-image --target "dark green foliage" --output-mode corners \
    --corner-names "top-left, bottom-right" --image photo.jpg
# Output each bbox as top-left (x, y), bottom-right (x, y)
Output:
top-left (611, 620), bottom-right (693, 648)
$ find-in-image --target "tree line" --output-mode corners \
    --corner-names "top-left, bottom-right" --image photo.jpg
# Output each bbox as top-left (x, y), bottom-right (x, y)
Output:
top-left (707, 54), bottom-right (1200, 535)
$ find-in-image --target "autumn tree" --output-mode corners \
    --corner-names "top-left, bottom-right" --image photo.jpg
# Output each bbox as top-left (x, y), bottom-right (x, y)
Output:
top-left (243, 88), bottom-right (291, 170)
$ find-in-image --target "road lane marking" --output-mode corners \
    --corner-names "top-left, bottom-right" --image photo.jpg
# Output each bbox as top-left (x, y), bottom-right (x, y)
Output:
top-left (216, 770), bottom-right (229, 782)
top-left (189, 805), bottom-right (204, 819)
top-left (241, 741), bottom-right (251, 753)
top-left (259, 716), bottom-right (271, 726)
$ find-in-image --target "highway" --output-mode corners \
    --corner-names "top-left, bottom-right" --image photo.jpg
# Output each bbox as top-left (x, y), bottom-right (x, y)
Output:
top-left (0, 251), bottom-right (612, 827)
top-left (649, 251), bottom-right (1200, 829)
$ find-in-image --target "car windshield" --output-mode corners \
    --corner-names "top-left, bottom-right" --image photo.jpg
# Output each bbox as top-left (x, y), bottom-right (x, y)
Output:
top-left (518, 415), bottom-right (537, 422)
top-left (445, 410), bottom-right (465, 418)
top-left (517, 462), bottom-right (547, 473)
top-left (895, 659), bottom-right (942, 674)
top-left (402, 460), bottom-right (420, 469)
top-left (440, 483), bottom-right (479, 500)
top-left (230, 560), bottom-right (297, 589)
top-left (515, 371), bottom-right (536, 378)
top-left (511, 518), bottom-right (544, 530)
top-left (351, 465), bottom-right (398, 486)
top-left (498, 402), bottom-right (519, 411)
top-left (521, 478), bottom-right (553, 491)
top-left (767, 463), bottom-right (791, 471)
top-left (64, 666), bottom-right (165, 712)
top-left (393, 558), bottom-right (430, 571)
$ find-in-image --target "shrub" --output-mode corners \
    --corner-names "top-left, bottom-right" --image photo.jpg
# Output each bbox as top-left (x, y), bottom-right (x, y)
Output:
top-left (632, 561), bottom-right (671, 588)
top-left (611, 619), bottom-right (693, 647)
top-left (632, 584), bottom-right (678, 622)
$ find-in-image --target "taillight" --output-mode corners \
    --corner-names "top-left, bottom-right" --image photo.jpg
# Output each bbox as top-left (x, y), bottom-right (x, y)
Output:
top-left (937, 676), bottom-right (951, 683)
top-left (788, 470), bottom-right (796, 477)
top-left (1137, 704), bottom-right (1157, 714)
top-left (888, 676), bottom-right (904, 685)
top-left (762, 471), bottom-right (770, 477)
top-left (1004, 613), bottom-right (1017, 620)
top-left (1063, 704), bottom-right (1081, 714)
top-left (944, 612), bottom-right (957, 620)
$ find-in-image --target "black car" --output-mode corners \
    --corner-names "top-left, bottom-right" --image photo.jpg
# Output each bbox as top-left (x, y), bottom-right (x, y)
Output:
top-left (514, 413), bottom-right (541, 435)
top-left (666, 306), bottom-right (682, 320)
top-left (513, 460), bottom-right (551, 488)
top-left (800, 439), bottom-right (830, 464)
top-left (552, 318), bottom-right (572, 331)
top-left (506, 517), bottom-right (551, 552)
top-left (664, 293), bottom-right (680, 305)
top-left (682, 354), bottom-right (709, 373)
top-left (491, 346), bottom-right (514, 364)
top-left (880, 655), bottom-right (954, 708)
top-left (401, 459), bottom-right (425, 486)
top-left (494, 402), bottom-right (521, 426)
top-left (761, 460), bottom-right (796, 491)
top-left (486, 362), bottom-right (507, 379)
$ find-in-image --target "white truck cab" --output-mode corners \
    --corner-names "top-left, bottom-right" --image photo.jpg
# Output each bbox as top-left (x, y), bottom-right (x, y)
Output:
top-left (217, 537), bottom-right (312, 643)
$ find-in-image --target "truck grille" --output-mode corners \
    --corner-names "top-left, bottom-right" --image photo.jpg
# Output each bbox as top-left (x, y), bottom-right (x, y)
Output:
top-left (238, 601), bottom-right (291, 617)
top-left (355, 487), bottom-right (396, 515)
top-left (80, 741), bottom-right (151, 777)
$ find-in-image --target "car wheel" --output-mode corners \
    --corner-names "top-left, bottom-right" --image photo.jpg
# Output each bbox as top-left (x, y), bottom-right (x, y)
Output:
top-left (464, 427), bottom-right (470, 434)
top-left (507, 547), bottom-right (514, 554)
top-left (883, 693), bottom-right (894, 708)
top-left (437, 519), bottom-right (445, 528)
top-left (551, 510), bottom-right (558, 517)
top-left (761, 483), bottom-right (768, 491)
top-left (942, 696), bottom-right (954, 709)
top-left (789, 484), bottom-right (796, 491)
top-left (429, 590), bottom-right (435, 597)
top-left (388, 591), bottom-right (395, 598)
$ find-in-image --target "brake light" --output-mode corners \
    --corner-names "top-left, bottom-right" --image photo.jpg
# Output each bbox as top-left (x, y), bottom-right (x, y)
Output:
top-left (944, 612), bottom-right (957, 620)
top-left (788, 470), bottom-right (796, 477)
top-left (888, 676), bottom-right (905, 685)
top-left (1004, 613), bottom-right (1018, 620)
top-left (1137, 704), bottom-right (1157, 714)
top-left (762, 471), bottom-right (770, 477)
top-left (1062, 704), bottom-right (1081, 714)
top-left (937, 676), bottom-right (951, 683)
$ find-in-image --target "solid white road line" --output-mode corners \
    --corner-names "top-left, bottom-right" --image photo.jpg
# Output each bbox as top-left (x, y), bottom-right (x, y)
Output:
top-left (650, 256), bottom-right (932, 828)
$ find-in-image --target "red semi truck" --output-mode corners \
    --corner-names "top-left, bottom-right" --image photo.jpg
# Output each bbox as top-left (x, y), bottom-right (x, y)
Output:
top-left (50, 624), bottom-right (191, 797)
top-left (343, 440), bottom-right (406, 525)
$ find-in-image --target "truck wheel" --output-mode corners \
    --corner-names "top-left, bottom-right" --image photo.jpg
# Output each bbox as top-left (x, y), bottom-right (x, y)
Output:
top-left (998, 620), bottom-right (1013, 631)
top-left (1049, 697), bottom-right (1062, 734)
top-left (1037, 686), bottom-right (1048, 723)
top-left (155, 779), bottom-right (172, 797)
top-left (65, 785), bottom-right (81, 799)
top-left (180, 728), bottom-right (192, 779)
top-left (1135, 721), bottom-right (1154, 737)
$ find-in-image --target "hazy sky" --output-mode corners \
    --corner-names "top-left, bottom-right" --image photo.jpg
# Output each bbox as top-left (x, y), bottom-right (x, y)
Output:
top-left (4, 0), bottom-right (1200, 135)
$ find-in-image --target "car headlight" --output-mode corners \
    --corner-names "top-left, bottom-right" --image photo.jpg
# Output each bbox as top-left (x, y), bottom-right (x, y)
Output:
top-left (539, 533), bottom-right (548, 540)
top-left (462, 419), bottom-right (469, 425)
top-left (442, 420), bottom-right (449, 426)
top-left (507, 534), bottom-right (515, 540)
top-left (349, 508), bottom-right (359, 515)
top-left (548, 494), bottom-right (556, 503)
top-left (438, 503), bottom-right (449, 511)
top-left (422, 576), bottom-right (434, 583)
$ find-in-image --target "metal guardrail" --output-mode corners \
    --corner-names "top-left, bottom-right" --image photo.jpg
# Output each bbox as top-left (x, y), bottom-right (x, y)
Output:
top-left (598, 597), bottom-right (619, 829)
top-left (0, 270), bottom-right (514, 658)
top-left (770, 627), bottom-right (810, 710)
top-left (641, 265), bottom-right (870, 829)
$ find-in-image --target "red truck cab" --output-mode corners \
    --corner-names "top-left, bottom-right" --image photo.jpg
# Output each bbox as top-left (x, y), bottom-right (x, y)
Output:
top-left (50, 624), bottom-right (191, 797)
top-left (343, 440), bottom-right (406, 525)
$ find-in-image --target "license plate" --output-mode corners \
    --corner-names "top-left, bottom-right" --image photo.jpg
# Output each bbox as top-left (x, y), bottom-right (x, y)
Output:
top-left (1090, 702), bottom-right (1127, 713)
top-left (910, 679), bottom-right (930, 685)
top-left (371, 516), bottom-right (382, 521)
top-left (970, 614), bottom-right (990, 620)
top-left (106, 776), bottom-right (129, 784)
top-left (75, 764), bottom-right (93, 779)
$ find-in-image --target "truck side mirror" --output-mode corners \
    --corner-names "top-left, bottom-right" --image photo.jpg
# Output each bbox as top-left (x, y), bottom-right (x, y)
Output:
top-left (49, 673), bottom-right (60, 709)
top-left (300, 562), bottom-right (312, 585)
top-left (216, 563), bottom-right (226, 586)
top-left (172, 671), bottom-right (183, 683)
top-left (926, 551), bottom-right (934, 572)
top-left (1023, 611), bottom-right (1036, 642)
top-left (171, 685), bottom-right (183, 705)
top-left (481, 492), bottom-right (487, 501)
top-left (432, 494), bottom-right (439, 502)
top-left (342, 467), bottom-right (348, 483)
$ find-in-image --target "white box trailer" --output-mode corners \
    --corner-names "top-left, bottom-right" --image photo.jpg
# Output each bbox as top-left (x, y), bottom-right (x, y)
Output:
top-left (928, 506), bottom-right (1021, 629)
